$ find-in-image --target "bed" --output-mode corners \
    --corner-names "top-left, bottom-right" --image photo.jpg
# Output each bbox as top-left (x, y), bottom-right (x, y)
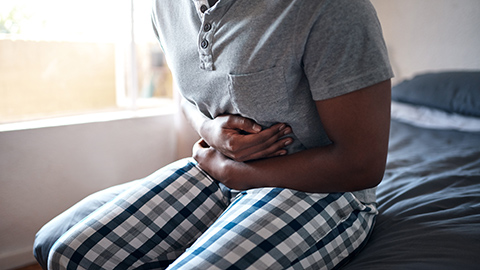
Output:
top-left (34, 71), bottom-right (480, 269)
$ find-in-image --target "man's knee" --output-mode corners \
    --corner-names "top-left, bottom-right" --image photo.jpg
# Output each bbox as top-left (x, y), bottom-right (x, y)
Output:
top-left (32, 180), bottom-right (140, 268)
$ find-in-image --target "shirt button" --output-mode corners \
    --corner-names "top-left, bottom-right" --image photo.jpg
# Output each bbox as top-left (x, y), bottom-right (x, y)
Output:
top-left (200, 5), bottom-right (208, 13)
top-left (203, 23), bottom-right (212, 32)
top-left (201, 39), bottom-right (209, 49)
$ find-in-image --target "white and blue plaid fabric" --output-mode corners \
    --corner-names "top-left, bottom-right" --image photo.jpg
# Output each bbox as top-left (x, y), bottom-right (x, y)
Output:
top-left (48, 158), bottom-right (377, 270)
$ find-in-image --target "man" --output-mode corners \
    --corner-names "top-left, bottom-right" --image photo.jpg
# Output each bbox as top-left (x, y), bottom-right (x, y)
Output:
top-left (36, 0), bottom-right (393, 269)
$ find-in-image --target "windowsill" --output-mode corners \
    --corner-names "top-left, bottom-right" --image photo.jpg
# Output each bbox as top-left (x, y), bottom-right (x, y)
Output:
top-left (0, 102), bottom-right (176, 133)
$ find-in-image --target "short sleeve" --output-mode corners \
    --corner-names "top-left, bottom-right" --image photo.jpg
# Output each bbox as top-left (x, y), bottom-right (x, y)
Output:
top-left (303, 0), bottom-right (394, 101)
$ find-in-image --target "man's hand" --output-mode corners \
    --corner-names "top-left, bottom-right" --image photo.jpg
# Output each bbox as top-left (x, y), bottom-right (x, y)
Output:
top-left (192, 138), bottom-right (252, 190)
top-left (181, 100), bottom-right (293, 162)
top-left (192, 139), bottom-right (227, 183)
top-left (199, 115), bottom-right (293, 162)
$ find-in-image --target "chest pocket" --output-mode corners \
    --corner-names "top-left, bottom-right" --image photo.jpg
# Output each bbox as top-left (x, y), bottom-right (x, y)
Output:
top-left (227, 66), bottom-right (289, 126)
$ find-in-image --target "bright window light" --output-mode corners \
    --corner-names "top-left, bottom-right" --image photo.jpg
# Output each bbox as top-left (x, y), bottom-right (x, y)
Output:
top-left (0, 0), bottom-right (173, 124)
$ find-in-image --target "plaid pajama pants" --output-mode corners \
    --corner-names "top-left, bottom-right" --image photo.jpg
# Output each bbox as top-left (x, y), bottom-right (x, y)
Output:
top-left (48, 158), bottom-right (377, 270)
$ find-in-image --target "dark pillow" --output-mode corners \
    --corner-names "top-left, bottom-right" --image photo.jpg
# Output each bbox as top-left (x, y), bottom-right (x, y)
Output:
top-left (392, 71), bottom-right (480, 117)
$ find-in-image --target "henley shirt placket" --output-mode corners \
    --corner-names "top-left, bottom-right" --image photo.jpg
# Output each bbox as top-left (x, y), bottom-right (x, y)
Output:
top-left (193, 0), bottom-right (217, 70)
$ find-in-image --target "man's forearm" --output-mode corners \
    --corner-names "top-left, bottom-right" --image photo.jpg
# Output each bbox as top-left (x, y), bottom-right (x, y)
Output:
top-left (218, 143), bottom-right (385, 193)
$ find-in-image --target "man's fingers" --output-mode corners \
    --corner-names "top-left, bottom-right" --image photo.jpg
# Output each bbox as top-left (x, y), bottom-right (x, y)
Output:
top-left (212, 115), bottom-right (293, 161)
top-left (236, 137), bottom-right (293, 162)
top-left (223, 115), bottom-right (262, 134)
top-left (229, 123), bottom-right (291, 155)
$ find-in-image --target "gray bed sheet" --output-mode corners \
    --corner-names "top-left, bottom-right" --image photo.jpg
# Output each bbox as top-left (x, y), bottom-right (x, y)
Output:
top-left (342, 119), bottom-right (480, 269)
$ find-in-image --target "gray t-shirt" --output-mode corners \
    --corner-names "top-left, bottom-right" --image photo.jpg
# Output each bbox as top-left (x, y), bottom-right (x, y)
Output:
top-left (152, 0), bottom-right (394, 203)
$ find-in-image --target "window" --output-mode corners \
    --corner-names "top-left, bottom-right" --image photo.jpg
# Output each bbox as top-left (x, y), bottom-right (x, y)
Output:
top-left (0, 0), bottom-right (173, 124)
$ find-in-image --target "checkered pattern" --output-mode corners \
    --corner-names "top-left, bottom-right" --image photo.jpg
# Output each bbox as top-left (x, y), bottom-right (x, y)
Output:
top-left (48, 158), bottom-right (377, 270)
top-left (167, 188), bottom-right (376, 270)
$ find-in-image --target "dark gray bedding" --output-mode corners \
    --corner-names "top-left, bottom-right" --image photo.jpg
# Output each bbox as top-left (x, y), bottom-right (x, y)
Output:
top-left (342, 119), bottom-right (480, 269)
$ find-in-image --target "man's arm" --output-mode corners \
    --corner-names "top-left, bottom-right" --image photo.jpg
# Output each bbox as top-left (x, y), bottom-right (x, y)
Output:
top-left (193, 80), bottom-right (391, 192)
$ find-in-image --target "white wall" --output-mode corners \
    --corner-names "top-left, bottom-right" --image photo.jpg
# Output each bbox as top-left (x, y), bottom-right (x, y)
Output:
top-left (371, 0), bottom-right (480, 84)
top-left (0, 114), bottom-right (179, 269)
